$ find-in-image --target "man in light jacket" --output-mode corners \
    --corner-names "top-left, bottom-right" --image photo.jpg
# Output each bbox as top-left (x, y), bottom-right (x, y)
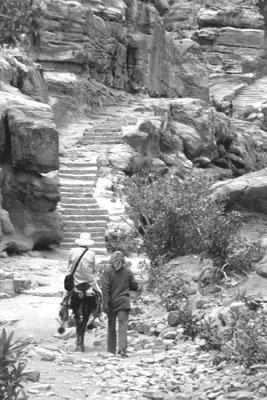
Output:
top-left (101, 251), bottom-right (138, 357)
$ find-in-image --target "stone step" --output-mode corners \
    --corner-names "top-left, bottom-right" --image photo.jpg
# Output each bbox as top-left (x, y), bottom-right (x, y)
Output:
top-left (83, 133), bottom-right (121, 138)
top-left (82, 134), bottom-right (121, 140)
top-left (63, 226), bottom-right (105, 233)
top-left (82, 145), bottom-right (111, 151)
top-left (59, 173), bottom-right (96, 180)
top-left (61, 214), bottom-right (108, 222)
top-left (59, 203), bottom-right (100, 209)
top-left (60, 209), bottom-right (108, 216)
top-left (60, 192), bottom-right (94, 198)
top-left (82, 140), bottom-right (121, 145)
top-left (61, 240), bottom-right (106, 248)
top-left (63, 232), bottom-right (105, 241)
top-left (59, 243), bottom-right (107, 253)
top-left (94, 128), bottom-right (122, 133)
top-left (60, 162), bottom-right (98, 168)
top-left (59, 168), bottom-right (97, 174)
top-left (85, 126), bottom-right (122, 131)
top-left (60, 196), bottom-right (94, 203)
top-left (60, 193), bottom-right (95, 199)
top-left (62, 221), bottom-right (107, 228)
top-left (60, 184), bottom-right (94, 190)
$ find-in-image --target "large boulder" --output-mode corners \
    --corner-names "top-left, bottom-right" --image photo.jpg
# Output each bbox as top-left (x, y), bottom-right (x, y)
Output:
top-left (7, 100), bottom-right (59, 173)
top-left (123, 119), bottom-right (161, 158)
top-left (168, 98), bottom-right (234, 160)
top-left (1, 166), bottom-right (63, 251)
top-left (0, 90), bottom-right (59, 173)
top-left (108, 144), bottom-right (136, 172)
top-left (211, 168), bottom-right (267, 213)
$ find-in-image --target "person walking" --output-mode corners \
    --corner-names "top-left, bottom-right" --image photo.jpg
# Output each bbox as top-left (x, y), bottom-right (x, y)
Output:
top-left (101, 251), bottom-right (139, 357)
top-left (229, 100), bottom-right (233, 117)
top-left (67, 232), bottom-right (99, 293)
top-left (67, 233), bottom-right (102, 350)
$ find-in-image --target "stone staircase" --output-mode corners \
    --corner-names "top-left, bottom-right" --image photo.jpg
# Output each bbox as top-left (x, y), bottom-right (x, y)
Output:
top-left (58, 109), bottom-right (139, 253)
top-left (233, 76), bottom-right (267, 117)
top-left (81, 114), bottom-right (138, 151)
top-left (58, 160), bottom-right (109, 253)
top-left (57, 96), bottom-right (159, 255)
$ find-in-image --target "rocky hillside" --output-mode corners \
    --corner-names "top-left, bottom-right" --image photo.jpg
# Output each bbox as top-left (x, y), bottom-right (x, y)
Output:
top-left (30, 0), bottom-right (209, 125)
top-left (165, 0), bottom-right (267, 120)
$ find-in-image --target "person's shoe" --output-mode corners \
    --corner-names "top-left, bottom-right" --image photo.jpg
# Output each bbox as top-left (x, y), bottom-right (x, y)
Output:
top-left (118, 351), bottom-right (128, 358)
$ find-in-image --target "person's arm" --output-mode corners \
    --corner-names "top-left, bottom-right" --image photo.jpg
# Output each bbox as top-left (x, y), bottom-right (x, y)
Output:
top-left (129, 269), bottom-right (139, 291)
top-left (67, 250), bottom-right (74, 272)
top-left (101, 269), bottom-right (111, 313)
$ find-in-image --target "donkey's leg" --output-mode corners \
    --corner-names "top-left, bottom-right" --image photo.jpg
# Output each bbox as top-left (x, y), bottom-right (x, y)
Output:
top-left (80, 296), bottom-right (97, 352)
top-left (71, 293), bottom-right (83, 347)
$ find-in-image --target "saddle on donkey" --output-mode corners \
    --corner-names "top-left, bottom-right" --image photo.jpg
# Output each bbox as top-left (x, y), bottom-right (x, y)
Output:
top-left (58, 284), bottom-right (102, 335)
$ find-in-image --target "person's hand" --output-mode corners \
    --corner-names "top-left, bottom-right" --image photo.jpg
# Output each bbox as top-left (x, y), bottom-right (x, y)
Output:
top-left (103, 304), bottom-right (109, 314)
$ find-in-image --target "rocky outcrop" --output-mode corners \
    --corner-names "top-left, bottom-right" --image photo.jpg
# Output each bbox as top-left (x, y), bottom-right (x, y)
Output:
top-left (0, 50), bottom-right (62, 253)
top-left (29, 0), bottom-right (209, 124)
top-left (120, 97), bottom-right (267, 178)
top-left (162, 0), bottom-right (267, 123)
top-left (211, 168), bottom-right (267, 213)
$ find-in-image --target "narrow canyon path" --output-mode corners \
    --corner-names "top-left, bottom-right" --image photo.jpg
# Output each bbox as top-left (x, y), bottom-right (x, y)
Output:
top-left (1, 96), bottom-right (267, 400)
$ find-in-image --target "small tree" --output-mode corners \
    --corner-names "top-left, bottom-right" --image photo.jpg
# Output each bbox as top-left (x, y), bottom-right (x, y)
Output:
top-left (0, 0), bottom-right (42, 46)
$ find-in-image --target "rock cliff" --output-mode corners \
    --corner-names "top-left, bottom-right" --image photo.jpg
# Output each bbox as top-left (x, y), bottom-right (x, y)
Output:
top-left (164, 0), bottom-right (267, 118)
top-left (30, 0), bottom-right (209, 124)
top-left (0, 50), bottom-right (63, 253)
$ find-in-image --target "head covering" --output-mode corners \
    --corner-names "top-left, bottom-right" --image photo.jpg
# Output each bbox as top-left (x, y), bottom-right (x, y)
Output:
top-left (75, 232), bottom-right (95, 247)
top-left (110, 251), bottom-right (125, 271)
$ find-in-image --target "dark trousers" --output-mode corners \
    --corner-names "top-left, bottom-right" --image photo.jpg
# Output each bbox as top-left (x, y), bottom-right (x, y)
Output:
top-left (107, 309), bottom-right (130, 354)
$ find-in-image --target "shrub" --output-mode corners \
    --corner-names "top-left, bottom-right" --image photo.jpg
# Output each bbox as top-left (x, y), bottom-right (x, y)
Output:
top-left (105, 226), bottom-right (142, 256)
top-left (243, 138), bottom-right (267, 172)
top-left (0, 328), bottom-right (29, 400)
top-left (157, 270), bottom-right (191, 311)
top-left (229, 309), bottom-right (267, 367)
top-left (121, 173), bottom-right (243, 264)
top-left (207, 231), bottom-right (262, 283)
top-left (118, 171), bottom-right (262, 292)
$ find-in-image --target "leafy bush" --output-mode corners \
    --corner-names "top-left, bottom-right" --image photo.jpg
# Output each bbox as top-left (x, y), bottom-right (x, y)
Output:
top-left (207, 235), bottom-right (262, 284)
top-left (105, 226), bottom-right (142, 256)
top-left (243, 138), bottom-right (267, 172)
top-left (229, 309), bottom-right (267, 367)
top-left (0, 329), bottom-right (29, 400)
top-left (0, 0), bottom-right (43, 46)
top-left (121, 172), bottom-right (245, 264)
top-left (157, 271), bottom-right (191, 311)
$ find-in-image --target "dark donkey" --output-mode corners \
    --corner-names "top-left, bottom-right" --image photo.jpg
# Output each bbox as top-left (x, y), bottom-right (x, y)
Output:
top-left (58, 286), bottom-right (101, 352)
top-left (71, 284), bottom-right (98, 352)
top-left (60, 235), bottom-right (102, 352)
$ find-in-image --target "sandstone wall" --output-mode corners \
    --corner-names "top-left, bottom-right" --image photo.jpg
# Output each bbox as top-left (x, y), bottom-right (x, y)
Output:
top-left (164, 0), bottom-right (266, 101)
top-left (0, 50), bottom-right (63, 253)
top-left (29, 0), bottom-right (209, 123)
